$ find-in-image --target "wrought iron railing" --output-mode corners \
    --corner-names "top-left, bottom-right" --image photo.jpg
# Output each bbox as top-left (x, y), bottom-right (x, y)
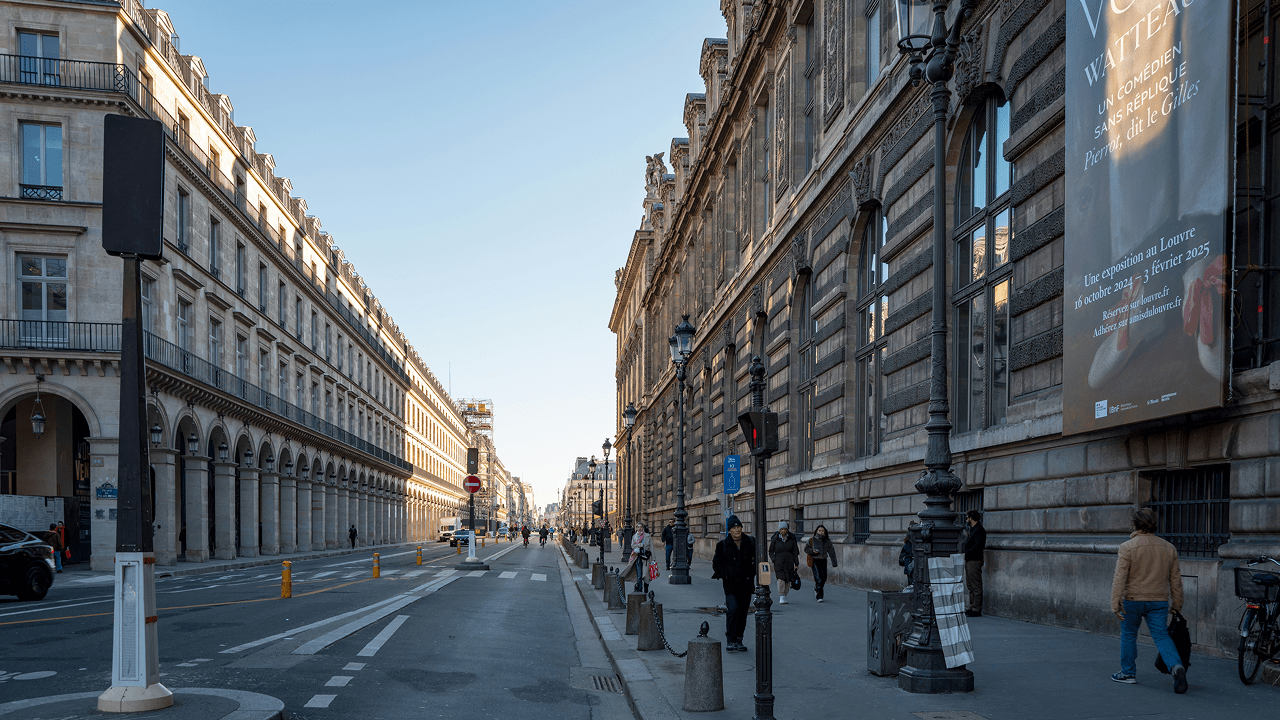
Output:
top-left (0, 320), bottom-right (120, 352)
top-left (20, 184), bottom-right (63, 201)
top-left (0, 53), bottom-right (134, 93)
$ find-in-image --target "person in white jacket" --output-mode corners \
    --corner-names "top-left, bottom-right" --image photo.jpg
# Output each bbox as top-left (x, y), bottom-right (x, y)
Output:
top-left (629, 523), bottom-right (653, 593)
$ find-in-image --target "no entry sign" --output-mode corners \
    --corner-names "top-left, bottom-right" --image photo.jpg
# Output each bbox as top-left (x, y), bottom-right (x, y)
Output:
top-left (464, 475), bottom-right (481, 493)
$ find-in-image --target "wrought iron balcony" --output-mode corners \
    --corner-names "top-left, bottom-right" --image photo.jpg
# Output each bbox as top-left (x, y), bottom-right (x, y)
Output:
top-left (0, 53), bottom-right (134, 93)
top-left (0, 320), bottom-right (120, 352)
top-left (20, 184), bottom-right (63, 201)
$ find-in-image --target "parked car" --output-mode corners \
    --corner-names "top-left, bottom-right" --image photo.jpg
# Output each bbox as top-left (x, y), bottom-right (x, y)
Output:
top-left (0, 522), bottom-right (55, 601)
top-left (497, 528), bottom-right (511, 539)
top-left (449, 530), bottom-right (474, 548)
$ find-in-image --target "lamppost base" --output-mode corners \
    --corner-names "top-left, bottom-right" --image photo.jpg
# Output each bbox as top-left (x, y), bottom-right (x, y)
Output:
top-left (454, 560), bottom-right (490, 571)
top-left (897, 649), bottom-right (974, 694)
top-left (667, 571), bottom-right (691, 585)
top-left (97, 683), bottom-right (173, 713)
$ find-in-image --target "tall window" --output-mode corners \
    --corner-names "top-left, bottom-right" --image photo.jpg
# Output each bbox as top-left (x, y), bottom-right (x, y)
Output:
top-left (209, 318), bottom-right (223, 369)
top-left (17, 31), bottom-right (58, 85)
top-left (311, 382), bottom-right (319, 416)
top-left (177, 301), bottom-right (191, 351)
top-left (762, 99), bottom-right (773, 227)
top-left (176, 190), bottom-right (191, 252)
top-left (258, 348), bottom-right (269, 389)
top-left (208, 217), bottom-right (220, 278)
top-left (310, 311), bottom-right (318, 351)
top-left (20, 123), bottom-right (62, 199)
top-left (803, 22), bottom-right (817, 174)
top-left (954, 99), bottom-right (1013, 433)
top-left (235, 243), bottom-right (246, 295)
top-left (278, 362), bottom-right (288, 400)
top-left (141, 278), bottom-right (154, 334)
top-left (325, 323), bottom-right (332, 361)
top-left (258, 263), bottom-right (268, 311)
top-left (277, 281), bottom-right (287, 326)
top-left (295, 371), bottom-right (304, 408)
top-left (854, 212), bottom-right (889, 456)
top-left (235, 335), bottom-right (247, 382)
top-left (337, 335), bottom-right (344, 370)
top-left (18, 255), bottom-right (67, 342)
top-left (866, 2), bottom-right (881, 86)
top-left (294, 297), bottom-right (303, 339)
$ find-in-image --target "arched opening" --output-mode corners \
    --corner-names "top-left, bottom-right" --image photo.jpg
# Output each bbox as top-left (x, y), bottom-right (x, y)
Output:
top-left (1, 394), bottom-right (92, 563)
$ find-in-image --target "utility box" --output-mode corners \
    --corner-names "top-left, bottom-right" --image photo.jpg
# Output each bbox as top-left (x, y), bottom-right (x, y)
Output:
top-left (867, 590), bottom-right (913, 676)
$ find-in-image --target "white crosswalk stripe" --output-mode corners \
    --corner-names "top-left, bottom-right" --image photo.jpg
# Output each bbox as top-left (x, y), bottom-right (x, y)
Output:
top-left (466, 570), bottom-right (486, 577)
top-left (380, 569), bottom-right (399, 577)
top-left (342, 571), bottom-right (363, 579)
top-left (403, 570), bottom-right (427, 578)
top-left (304, 695), bottom-right (336, 708)
top-left (531, 573), bottom-right (547, 582)
top-left (498, 571), bottom-right (518, 579)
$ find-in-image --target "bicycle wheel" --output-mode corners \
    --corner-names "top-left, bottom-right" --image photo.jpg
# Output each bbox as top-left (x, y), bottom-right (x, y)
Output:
top-left (1239, 609), bottom-right (1263, 685)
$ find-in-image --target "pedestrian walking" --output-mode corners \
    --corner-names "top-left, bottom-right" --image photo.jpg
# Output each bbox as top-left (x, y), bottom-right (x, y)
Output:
top-left (686, 531), bottom-right (696, 570)
top-left (804, 524), bottom-right (837, 602)
top-left (662, 519), bottom-right (676, 569)
top-left (56, 520), bottom-right (69, 565)
top-left (898, 533), bottom-right (914, 589)
top-left (629, 523), bottom-right (653, 593)
top-left (768, 520), bottom-right (799, 604)
top-left (711, 516), bottom-right (754, 652)
top-left (44, 524), bottom-right (63, 573)
top-left (1109, 508), bottom-right (1187, 693)
top-left (348, 524), bottom-right (357, 548)
top-left (962, 510), bottom-right (986, 617)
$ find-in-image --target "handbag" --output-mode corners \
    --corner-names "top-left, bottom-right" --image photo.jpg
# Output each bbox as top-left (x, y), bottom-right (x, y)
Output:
top-left (790, 575), bottom-right (801, 591)
top-left (1155, 610), bottom-right (1193, 674)
top-left (806, 553), bottom-right (814, 568)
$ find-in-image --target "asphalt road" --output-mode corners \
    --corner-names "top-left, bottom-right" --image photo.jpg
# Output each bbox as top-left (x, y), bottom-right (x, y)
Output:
top-left (0, 539), bottom-right (628, 719)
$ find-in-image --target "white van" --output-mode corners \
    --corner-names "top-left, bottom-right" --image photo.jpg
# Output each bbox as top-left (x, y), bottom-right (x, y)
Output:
top-left (438, 517), bottom-right (461, 543)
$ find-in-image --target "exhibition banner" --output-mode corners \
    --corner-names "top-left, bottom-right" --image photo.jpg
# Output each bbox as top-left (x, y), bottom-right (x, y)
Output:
top-left (1063, 0), bottom-right (1233, 435)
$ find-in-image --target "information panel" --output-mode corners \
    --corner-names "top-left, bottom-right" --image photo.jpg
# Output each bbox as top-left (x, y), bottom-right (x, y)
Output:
top-left (1063, 0), bottom-right (1233, 435)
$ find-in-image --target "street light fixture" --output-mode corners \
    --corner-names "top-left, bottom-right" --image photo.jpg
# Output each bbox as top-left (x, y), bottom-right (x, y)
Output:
top-left (149, 423), bottom-right (162, 447)
top-left (217, 442), bottom-right (229, 462)
top-left (893, 0), bottom-right (978, 696)
top-left (243, 447), bottom-right (253, 467)
top-left (30, 374), bottom-right (45, 439)
top-left (603, 438), bottom-right (614, 559)
top-left (265, 455), bottom-right (275, 473)
top-left (622, 403), bottom-right (637, 545)
top-left (186, 433), bottom-right (198, 455)
top-left (668, 314), bottom-right (695, 585)
top-left (284, 460), bottom-right (294, 477)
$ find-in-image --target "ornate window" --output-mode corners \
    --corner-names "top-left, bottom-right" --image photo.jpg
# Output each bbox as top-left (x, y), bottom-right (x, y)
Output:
top-left (953, 99), bottom-right (1013, 433)
top-left (20, 123), bottom-right (62, 199)
top-left (854, 211), bottom-right (888, 456)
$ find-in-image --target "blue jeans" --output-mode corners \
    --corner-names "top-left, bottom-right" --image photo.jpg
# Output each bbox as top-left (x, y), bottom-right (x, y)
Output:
top-left (1120, 600), bottom-right (1183, 676)
top-left (665, 543), bottom-right (673, 567)
top-left (53, 551), bottom-right (63, 571)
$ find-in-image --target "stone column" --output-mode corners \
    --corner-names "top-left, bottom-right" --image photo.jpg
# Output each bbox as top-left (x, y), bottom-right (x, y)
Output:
top-left (311, 479), bottom-right (325, 551)
top-left (358, 487), bottom-right (368, 546)
top-left (183, 455), bottom-right (210, 562)
top-left (211, 461), bottom-right (238, 560)
top-left (151, 448), bottom-right (179, 566)
top-left (296, 477), bottom-right (312, 553)
top-left (325, 482), bottom-right (338, 549)
top-left (239, 465), bottom-right (260, 558)
top-left (259, 471), bottom-right (280, 555)
top-left (336, 484), bottom-right (349, 547)
top-left (376, 491), bottom-right (384, 544)
top-left (348, 483), bottom-right (359, 546)
top-left (279, 475), bottom-right (297, 554)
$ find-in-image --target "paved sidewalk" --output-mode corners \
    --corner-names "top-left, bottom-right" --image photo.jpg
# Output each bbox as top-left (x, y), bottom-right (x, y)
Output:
top-left (569, 545), bottom-right (1279, 720)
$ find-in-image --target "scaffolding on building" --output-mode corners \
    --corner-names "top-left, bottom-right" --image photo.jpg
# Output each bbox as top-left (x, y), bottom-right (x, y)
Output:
top-left (459, 399), bottom-right (494, 439)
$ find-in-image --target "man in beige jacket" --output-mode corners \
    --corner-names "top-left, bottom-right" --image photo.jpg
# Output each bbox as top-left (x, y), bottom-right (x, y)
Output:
top-left (1109, 508), bottom-right (1187, 693)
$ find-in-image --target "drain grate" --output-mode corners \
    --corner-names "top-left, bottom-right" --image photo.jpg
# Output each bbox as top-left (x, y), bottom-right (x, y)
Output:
top-left (591, 675), bottom-right (622, 693)
top-left (569, 667), bottom-right (625, 693)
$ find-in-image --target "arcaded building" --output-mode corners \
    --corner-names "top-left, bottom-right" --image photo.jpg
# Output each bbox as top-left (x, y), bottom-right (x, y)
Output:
top-left (611, 0), bottom-right (1277, 657)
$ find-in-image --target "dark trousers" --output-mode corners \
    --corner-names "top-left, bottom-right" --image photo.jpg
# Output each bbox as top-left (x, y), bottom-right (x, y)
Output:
top-left (812, 559), bottom-right (828, 599)
top-left (725, 590), bottom-right (752, 643)
top-left (350, 536), bottom-right (356, 548)
top-left (665, 543), bottom-right (673, 568)
top-left (965, 559), bottom-right (983, 612)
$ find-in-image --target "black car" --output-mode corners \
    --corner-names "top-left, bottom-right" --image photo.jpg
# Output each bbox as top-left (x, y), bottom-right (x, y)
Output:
top-left (0, 522), bottom-right (55, 600)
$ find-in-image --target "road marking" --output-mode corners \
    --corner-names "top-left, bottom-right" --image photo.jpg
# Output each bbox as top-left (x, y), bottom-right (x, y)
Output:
top-left (342, 571), bottom-right (362, 579)
top-left (293, 576), bottom-right (457, 655)
top-left (324, 549), bottom-right (418, 567)
top-left (0, 598), bottom-right (112, 619)
top-left (69, 575), bottom-right (116, 585)
top-left (482, 544), bottom-right (520, 563)
top-left (324, 675), bottom-right (353, 687)
top-left (402, 570), bottom-right (426, 578)
top-left (531, 573), bottom-right (547, 582)
top-left (498, 571), bottom-right (518, 579)
top-left (380, 569), bottom-right (400, 577)
top-left (311, 571), bottom-right (337, 579)
top-left (304, 694), bottom-right (336, 708)
top-left (220, 595), bottom-right (407, 654)
top-left (343, 662), bottom-right (365, 671)
top-left (175, 663), bottom-right (198, 667)
top-left (357, 615), bottom-right (409, 657)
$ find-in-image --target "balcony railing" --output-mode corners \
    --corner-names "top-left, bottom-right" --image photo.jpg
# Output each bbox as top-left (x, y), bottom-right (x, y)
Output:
top-left (0, 53), bottom-right (134, 93)
top-left (20, 184), bottom-right (63, 201)
top-left (0, 320), bottom-right (120, 352)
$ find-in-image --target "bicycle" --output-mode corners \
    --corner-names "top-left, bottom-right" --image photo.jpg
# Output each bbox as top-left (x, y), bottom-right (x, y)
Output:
top-left (523, 536), bottom-right (529, 548)
top-left (540, 537), bottom-right (546, 547)
top-left (1235, 556), bottom-right (1280, 684)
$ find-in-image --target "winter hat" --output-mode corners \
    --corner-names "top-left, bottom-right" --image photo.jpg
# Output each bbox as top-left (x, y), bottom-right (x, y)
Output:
top-left (778, 520), bottom-right (789, 529)
top-left (726, 515), bottom-right (743, 530)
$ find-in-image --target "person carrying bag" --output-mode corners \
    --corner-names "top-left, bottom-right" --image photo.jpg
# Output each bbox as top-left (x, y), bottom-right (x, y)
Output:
top-left (804, 524), bottom-right (838, 602)
top-left (768, 521), bottom-right (799, 604)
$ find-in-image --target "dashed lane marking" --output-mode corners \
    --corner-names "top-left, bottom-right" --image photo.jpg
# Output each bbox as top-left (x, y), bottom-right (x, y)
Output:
top-left (531, 573), bottom-right (547, 582)
top-left (357, 615), bottom-right (409, 657)
top-left (344, 662), bottom-right (365, 671)
top-left (466, 570), bottom-right (486, 577)
top-left (402, 570), bottom-right (426, 578)
top-left (304, 694), bottom-right (336, 708)
top-left (380, 569), bottom-right (400, 577)
top-left (324, 676), bottom-right (353, 687)
top-left (498, 571), bottom-right (518, 579)
top-left (220, 593), bottom-right (405, 654)
top-left (292, 575), bottom-right (457, 656)
top-left (323, 549), bottom-right (418, 567)
top-left (342, 571), bottom-right (363, 579)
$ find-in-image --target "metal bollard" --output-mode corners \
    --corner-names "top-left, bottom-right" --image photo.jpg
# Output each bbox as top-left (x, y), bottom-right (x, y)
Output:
top-left (373, 552), bottom-right (380, 578)
top-left (626, 592), bottom-right (646, 635)
top-left (683, 622), bottom-right (724, 712)
top-left (416, 547), bottom-right (422, 566)
top-left (482, 537), bottom-right (486, 548)
top-left (637, 597), bottom-right (664, 651)
top-left (281, 560), bottom-right (292, 599)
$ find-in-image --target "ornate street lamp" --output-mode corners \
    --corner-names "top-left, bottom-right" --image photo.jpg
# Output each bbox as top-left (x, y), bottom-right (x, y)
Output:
top-left (622, 402), bottom-right (638, 551)
top-left (30, 374), bottom-right (46, 439)
top-left (186, 433), bottom-right (198, 455)
top-left (739, 355), bottom-right (779, 719)
top-left (149, 423), bottom-right (162, 447)
top-left (284, 460), bottom-right (294, 477)
top-left (668, 314), bottom-right (695, 585)
top-left (217, 442), bottom-right (229, 462)
top-left (894, 0), bottom-right (978, 695)
top-left (243, 447), bottom-right (253, 467)
top-left (265, 455), bottom-right (275, 473)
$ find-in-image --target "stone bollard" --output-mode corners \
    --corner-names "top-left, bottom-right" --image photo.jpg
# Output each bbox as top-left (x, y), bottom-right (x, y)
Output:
top-left (592, 562), bottom-right (605, 589)
top-left (683, 622), bottom-right (724, 712)
top-left (637, 597), bottom-right (664, 651)
top-left (602, 569), bottom-right (617, 604)
top-left (606, 570), bottom-right (626, 611)
top-left (625, 593), bottom-right (646, 635)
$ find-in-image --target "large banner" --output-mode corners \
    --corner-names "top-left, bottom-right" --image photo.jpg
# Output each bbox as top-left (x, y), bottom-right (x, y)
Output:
top-left (1063, 0), bottom-right (1233, 435)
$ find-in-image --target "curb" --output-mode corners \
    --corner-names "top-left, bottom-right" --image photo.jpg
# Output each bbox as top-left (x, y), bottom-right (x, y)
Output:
top-left (0, 687), bottom-right (283, 719)
top-left (558, 543), bottom-right (680, 720)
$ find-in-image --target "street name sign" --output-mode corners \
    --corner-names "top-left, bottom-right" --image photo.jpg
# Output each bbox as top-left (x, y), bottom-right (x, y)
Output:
top-left (464, 475), bottom-right (481, 494)
top-left (723, 455), bottom-right (741, 495)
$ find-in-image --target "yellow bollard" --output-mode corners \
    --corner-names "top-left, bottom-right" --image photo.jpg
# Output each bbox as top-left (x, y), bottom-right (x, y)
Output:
top-left (373, 552), bottom-right (380, 579)
top-left (416, 547), bottom-right (422, 566)
top-left (281, 561), bottom-right (292, 598)
top-left (456, 542), bottom-right (461, 555)
top-left (482, 538), bottom-right (485, 548)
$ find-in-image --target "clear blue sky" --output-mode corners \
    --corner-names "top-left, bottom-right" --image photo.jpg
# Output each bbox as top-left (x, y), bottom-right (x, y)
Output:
top-left (156, 1), bottom-right (727, 507)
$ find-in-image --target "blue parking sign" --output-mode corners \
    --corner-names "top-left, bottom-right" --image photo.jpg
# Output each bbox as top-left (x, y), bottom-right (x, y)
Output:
top-left (723, 455), bottom-right (741, 495)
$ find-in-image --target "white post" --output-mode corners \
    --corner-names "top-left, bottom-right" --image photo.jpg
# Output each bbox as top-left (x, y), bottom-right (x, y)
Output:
top-left (467, 529), bottom-right (478, 562)
top-left (98, 552), bottom-right (171, 711)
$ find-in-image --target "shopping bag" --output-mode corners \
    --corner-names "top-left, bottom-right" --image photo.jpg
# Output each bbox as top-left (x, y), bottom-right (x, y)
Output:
top-left (1155, 610), bottom-right (1193, 674)
top-left (648, 561), bottom-right (660, 580)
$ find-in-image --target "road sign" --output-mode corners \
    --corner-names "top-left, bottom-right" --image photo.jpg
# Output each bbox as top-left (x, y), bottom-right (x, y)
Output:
top-left (464, 475), bottom-right (481, 494)
top-left (723, 455), bottom-right (741, 495)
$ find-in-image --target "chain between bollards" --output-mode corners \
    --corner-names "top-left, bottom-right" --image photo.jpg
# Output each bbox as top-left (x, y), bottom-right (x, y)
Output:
top-left (615, 568), bottom-right (627, 607)
top-left (647, 590), bottom-right (688, 658)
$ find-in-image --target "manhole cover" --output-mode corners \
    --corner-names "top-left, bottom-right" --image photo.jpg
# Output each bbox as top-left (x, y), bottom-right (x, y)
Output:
top-left (913, 712), bottom-right (989, 720)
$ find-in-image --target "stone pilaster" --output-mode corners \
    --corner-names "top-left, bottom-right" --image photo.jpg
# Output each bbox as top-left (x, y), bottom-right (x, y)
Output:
top-left (336, 485), bottom-right (349, 547)
top-left (311, 478), bottom-right (325, 551)
top-left (279, 475), bottom-right (297, 554)
top-left (238, 466), bottom-right (260, 558)
top-left (211, 461), bottom-right (238, 560)
top-left (183, 455), bottom-right (210, 562)
top-left (296, 478), bottom-right (312, 553)
top-left (151, 448), bottom-right (179, 566)
top-left (325, 482), bottom-right (338, 549)
top-left (259, 471), bottom-right (280, 555)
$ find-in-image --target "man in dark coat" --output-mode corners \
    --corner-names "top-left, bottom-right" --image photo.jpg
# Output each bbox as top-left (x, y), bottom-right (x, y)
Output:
top-left (712, 516), bottom-right (755, 652)
top-left (662, 519), bottom-right (676, 569)
top-left (963, 510), bottom-right (987, 617)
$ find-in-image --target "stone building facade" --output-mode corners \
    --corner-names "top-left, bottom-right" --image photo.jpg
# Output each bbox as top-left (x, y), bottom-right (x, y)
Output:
top-left (0, 0), bottom-right (476, 569)
top-left (611, 0), bottom-right (1279, 657)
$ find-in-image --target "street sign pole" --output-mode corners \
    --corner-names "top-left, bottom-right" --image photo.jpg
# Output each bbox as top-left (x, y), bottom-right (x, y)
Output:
top-left (456, 475), bottom-right (488, 570)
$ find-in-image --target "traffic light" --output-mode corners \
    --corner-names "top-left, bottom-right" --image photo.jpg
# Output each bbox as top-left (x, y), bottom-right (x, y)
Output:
top-left (592, 500), bottom-right (603, 516)
top-left (467, 448), bottom-right (478, 474)
top-left (737, 410), bottom-right (779, 455)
